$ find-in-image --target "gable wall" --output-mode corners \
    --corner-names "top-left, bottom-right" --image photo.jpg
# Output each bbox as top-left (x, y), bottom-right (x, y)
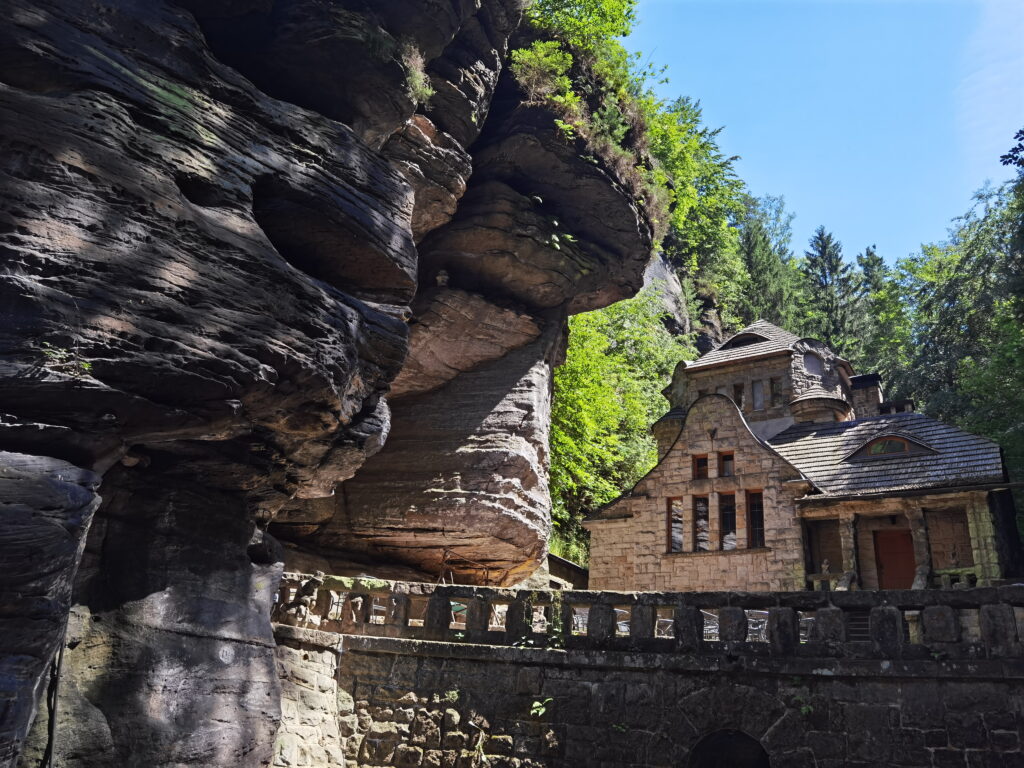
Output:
top-left (587, 395), bottom-right (809, 592)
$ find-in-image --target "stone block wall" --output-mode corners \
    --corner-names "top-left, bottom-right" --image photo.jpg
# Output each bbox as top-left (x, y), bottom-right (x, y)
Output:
top-left (269, 578), bottom-right (1024, 768)
top-left (586, 395), bottom-right (808, 592)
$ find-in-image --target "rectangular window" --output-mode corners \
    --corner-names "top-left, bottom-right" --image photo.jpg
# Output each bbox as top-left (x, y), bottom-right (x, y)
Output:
top-left (719, 493), bottom-right (736, 550)
top-left (752, 380), bottom-right (765, 410)
top-left (668, 497), bottom-right (685, 553)
top-left (769, 377), bottom-right (782, 406)
top-left (733, 383), bottom-right (745, 408)
top-left (747, 491), bottom-right (765, 548)
top-left (693, 496), bottom-right (710, 551)
top-left (719, 452), bottom-right (734, 478)
top-left (693, 455), bottom-right (709, 480)
top-left (697, 389), bottom-right (709, 397)
top-left (716, 385), bottom-right (729, 396)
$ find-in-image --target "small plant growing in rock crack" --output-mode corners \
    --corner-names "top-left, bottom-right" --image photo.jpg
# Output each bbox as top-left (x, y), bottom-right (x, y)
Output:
top-left (40, 342), bottom-right (92, 377)
top-left (433, 689), bottom-right (460, 704)
top-left (402, 42), bottom-right (434, 106)
top-left (469, 722), bottom-right (490, 767)
top-left (792, 694), bottom-right (814, 717)
top-left (611, 722), bottom-right (629, 733)
top-left (530, 698), bottom-right (553, 718)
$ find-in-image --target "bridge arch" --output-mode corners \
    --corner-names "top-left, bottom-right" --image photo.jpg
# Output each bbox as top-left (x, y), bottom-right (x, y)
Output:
top-left (686, 728), bottom-right (771, 768)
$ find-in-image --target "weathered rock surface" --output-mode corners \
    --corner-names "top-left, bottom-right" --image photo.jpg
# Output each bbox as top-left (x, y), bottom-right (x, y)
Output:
top-left (0, 454), bottom-right (100, 767)
top-left (1, 0), bottom-right (656, 762)
top-left (382, 115), bottom-right (473, 242)
top-left (311, 328), bottom-right (561, 584)
top-left (389, 288), bottom-right (541, 399)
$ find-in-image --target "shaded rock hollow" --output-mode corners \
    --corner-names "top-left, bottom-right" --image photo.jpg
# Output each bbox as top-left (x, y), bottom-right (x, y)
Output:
top-left (0, 0), bottom-right (655, 764)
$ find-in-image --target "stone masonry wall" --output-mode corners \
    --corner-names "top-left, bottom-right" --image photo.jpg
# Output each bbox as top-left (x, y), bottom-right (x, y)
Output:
top-left (586, 395), bottom-right (808, 592)
top-left (268, 578), bottom-right (1024, 768)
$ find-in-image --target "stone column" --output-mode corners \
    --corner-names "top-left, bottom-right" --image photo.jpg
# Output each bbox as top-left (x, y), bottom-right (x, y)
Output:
top-left (904, 505), bottom-right (933, 589)
top-left (836, 514), bottom-right (859, 590)
top-left (735, 492), bottom-right (747, 550)
top-left (708, 494), bottom-right (721, 552)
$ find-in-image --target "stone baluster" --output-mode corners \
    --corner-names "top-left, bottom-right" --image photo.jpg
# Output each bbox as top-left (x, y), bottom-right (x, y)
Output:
top-left (869, 606), bottom-right (904, 656)
top-left (673, 605), bottom-right (705, 652)
top-left (630, 602), bottom-right (655, 645)
top-left (425, 590), bottom-right (452, 641)
top-left (768, 607), bottom-right (799, 653)
top-left (465, 594), bottom-right (490, 642)
top-left (980, 603), bottom-right (1020, 657)
top-left (810, 606), bottom-right (846, 644)
top-left (718, 606), bottom-right (748, 642)
top-left (341, 593), bottom-right (369, 634)
top-left (505, 595), bottom-right (531, 644)
top-left (384, 593), bottom-right (409, 637)
top-left (921, 605), bottom-right (960, 644)
top-left (587, 602), bottom-right (616, 647)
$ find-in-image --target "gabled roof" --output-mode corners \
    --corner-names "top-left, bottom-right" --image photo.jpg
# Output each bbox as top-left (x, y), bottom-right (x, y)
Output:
top-left (768, 412), bottom-right (1006, 498)
top-left (684, 320), bottom-right (802, 371)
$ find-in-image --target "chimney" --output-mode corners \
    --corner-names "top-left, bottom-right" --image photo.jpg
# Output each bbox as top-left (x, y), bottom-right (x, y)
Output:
top-left (850, 373), bottom-right (884, 419)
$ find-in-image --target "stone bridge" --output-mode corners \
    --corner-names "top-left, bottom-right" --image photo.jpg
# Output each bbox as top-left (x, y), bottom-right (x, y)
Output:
top-left (270, 574), bottom-right (1024, 768)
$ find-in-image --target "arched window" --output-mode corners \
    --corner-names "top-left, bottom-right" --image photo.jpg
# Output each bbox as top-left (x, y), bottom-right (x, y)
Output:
top-left (687, 729), bottom-right (771, 768)
top-left (803, 352), bottom-right (825, 376)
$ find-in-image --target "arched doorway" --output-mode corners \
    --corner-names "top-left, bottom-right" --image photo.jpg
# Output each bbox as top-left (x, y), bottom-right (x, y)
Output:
top-left (687, 729), bottom-right (771, 768)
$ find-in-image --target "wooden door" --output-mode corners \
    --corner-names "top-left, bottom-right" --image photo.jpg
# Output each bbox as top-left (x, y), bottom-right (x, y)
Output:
top-left (874, 529), bottom-right (916, 589)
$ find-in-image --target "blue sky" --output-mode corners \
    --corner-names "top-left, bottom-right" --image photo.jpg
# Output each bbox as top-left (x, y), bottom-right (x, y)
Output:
top-left (626, 0), bottom-right (1024, 264)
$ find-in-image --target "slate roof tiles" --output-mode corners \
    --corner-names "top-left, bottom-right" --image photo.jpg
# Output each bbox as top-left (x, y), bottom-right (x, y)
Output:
top-left (768, 412), bottom-right (1006, 498)
top-left (685, 320), bottom-right (802, 371)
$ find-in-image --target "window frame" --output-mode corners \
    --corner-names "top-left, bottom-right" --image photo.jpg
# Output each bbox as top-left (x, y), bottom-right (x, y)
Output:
top-left (718, 493), bottom-right (737, 550)
top-left (846, 435), bottom-right (934, 462)
top-left (751, 380), bottom-right (765, 410)
top-left (718, 452), bottom-right (735, 478)
top-left (692, 454), bottom-right (709, 480)
top-left (693, 495), bottom-right (710, 552)
top-left (746, 490), bottom-right (765, 548)
top-left (804, 352), bottom-right (825, 377)
top-left (667, 497), bottom-right (685, 553)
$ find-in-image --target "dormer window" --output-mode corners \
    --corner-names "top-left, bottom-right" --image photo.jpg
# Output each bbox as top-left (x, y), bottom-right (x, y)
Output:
top-left (719, 332), bottom-right (769, 350)
top-left (804, 353), bottom-right (825, 376)
top-left (847, 435), bottom-right (934, 461)
top-left (867, 438), bottom-right (910, 455)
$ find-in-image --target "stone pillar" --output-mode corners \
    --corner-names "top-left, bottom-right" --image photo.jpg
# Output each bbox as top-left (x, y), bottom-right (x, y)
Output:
top-left (904, 505), bottom-right (933, 590)
top-left (708, 494), bottom-right (720, 552)
top-left (836, 514), bottom-right (859, 590)
top-left (682, 496), bottom-right (694, 554)
top-left (966, 492), bottom-right (1003, 584)
top-left (735, 492), bottom-right (747, 550)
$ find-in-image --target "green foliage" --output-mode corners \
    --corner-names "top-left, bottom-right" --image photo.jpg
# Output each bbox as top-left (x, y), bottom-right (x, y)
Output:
top-left (402, 43), bottom-right (434, 106)
top-left (801, 226), bottom-right (866, 359)
top-left (549, 287), bottom-right (694, 552)
top-left (40, 341), bottom-right (92, 377)
top-left (879, 179), bottom-right (1024, 485)
top-left (530, 698), bottom-right (553, 718)
top-left (525, 0), bottom-right (636, 52)
top-left (510, 41), bottom-right (580, 111)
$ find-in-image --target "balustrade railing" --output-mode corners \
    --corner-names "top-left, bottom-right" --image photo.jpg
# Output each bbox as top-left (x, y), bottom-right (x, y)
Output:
top-left (272, 573), bottom-right (1024, 660)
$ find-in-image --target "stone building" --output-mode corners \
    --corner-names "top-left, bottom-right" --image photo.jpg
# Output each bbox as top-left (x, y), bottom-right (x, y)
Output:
top-left (585, 320), bottom-right (1021, 592)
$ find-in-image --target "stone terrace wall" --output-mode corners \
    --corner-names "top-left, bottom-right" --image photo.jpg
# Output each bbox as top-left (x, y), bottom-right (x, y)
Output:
top-left (270, 576), bottom-right (1024, 768)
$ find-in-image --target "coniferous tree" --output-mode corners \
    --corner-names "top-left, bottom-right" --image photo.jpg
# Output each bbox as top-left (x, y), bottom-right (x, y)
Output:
top-left (736, 195), bottom-right (806, 331)
top-left (802, 226), bottom-right (863, 357)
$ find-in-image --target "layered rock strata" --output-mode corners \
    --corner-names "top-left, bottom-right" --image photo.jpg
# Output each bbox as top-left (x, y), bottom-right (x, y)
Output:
top-left (1, 0), bottom-right (654, 763)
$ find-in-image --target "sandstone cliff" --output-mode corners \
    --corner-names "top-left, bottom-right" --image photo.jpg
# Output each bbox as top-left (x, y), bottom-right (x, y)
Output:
top-left (0, 1), bottom-right (654, 764)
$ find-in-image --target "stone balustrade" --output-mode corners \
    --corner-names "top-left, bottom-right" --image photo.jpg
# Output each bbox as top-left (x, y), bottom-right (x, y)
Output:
top-left (272, 573), bottom-right (1024, 660)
